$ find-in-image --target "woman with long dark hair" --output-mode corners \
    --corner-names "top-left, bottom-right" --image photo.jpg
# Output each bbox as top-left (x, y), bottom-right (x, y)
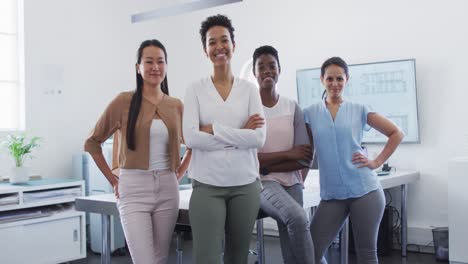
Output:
top-left (85, 39), bottom-right (191, 264)
top-left (183, 15), bottom-right (266, 264)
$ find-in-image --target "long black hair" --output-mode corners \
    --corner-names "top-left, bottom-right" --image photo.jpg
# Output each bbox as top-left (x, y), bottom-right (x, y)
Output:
top-left (320, 57), bottom-right (349, 99)
top-left (126, 39), bottom-right (169, 150)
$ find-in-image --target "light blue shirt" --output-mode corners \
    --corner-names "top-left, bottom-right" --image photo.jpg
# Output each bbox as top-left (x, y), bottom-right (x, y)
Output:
top-left (304, 100), bottom-right (380, 200)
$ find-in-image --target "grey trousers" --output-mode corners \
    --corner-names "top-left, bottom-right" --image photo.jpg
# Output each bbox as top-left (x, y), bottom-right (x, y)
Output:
top-left (311, 187), bottom-right (385, 264)
top-left (260, 181), bottom-right (315, 264)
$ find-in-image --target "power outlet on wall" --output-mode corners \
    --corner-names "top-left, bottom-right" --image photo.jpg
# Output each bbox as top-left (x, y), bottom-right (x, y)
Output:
top-left (40, 64), bottom-right (64, 96)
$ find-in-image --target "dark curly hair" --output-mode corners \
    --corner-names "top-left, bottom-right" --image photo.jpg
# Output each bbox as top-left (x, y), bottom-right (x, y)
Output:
top-left (199, 14), bottom-right (235, 49)
top-left (252, 45), bottom-right (281, 75)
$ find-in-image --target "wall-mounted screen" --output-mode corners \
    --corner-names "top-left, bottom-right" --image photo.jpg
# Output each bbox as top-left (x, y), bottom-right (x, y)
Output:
top-left (296, 59), bottom-right (420, 143)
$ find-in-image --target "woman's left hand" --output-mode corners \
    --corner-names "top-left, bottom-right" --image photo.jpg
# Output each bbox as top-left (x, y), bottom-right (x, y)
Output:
top-left (175, 171), bottom-right (182, 181)
top-left (352, 152), bottom-right (381, 169)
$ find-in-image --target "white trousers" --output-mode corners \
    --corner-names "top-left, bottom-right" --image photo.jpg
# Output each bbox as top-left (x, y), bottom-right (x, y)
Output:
top-left (117, 169), bottom-right (179, 264)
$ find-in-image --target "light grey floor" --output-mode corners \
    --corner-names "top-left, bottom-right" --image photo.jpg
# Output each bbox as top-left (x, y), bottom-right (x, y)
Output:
top-left (71, 234), bottom-right (440, 264)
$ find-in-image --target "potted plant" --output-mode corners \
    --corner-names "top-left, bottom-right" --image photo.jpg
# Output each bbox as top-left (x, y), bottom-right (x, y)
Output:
top-left (1, 134), bottom-right (41, 184)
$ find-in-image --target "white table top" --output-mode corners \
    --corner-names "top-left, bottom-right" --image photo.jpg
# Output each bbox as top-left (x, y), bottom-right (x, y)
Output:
top-left (75, 170), bottom-right (420, 215)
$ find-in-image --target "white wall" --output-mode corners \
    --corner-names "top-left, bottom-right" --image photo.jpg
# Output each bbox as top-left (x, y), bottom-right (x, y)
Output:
top-left (2, 0), bottom-right (466, 246)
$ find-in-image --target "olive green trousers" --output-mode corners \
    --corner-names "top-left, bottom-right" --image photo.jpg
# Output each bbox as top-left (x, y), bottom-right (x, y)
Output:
top-left (189, 179), bottom-right (261, 264)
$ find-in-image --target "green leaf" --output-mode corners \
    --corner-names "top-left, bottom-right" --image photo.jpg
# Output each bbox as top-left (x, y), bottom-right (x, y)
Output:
top-left (1, 133), bottom-right (42, 167)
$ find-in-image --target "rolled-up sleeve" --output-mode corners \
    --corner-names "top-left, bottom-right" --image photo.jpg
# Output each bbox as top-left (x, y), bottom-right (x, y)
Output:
top-left (293, 103), bottom-right (309, 146)
top-left (362, 104), bottom-right (375, 132)
top-left (212, 85), bottom-right (266, 149)
top-left (294, 103), bottom-right (313, 168)
top-left (182, 84), bottom-right (230, 151)
top-left (84, 94), bottom-right (124, 154)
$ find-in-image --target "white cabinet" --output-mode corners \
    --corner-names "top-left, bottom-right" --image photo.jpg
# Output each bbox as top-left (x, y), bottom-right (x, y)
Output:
top-left (0, 179), bottom-right (86, 264)
top-left (448, 157), bottom-right (468, 264)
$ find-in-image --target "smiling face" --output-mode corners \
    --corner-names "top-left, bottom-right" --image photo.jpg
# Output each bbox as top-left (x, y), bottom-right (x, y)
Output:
top-left (136, 45), bottom-right (166, 87)
top-left (254, 54), bottom-right (280, 90)
top-left (321, 64), bottom-right (348, 100)
top-left (204, 26), bottom-right (235, 67)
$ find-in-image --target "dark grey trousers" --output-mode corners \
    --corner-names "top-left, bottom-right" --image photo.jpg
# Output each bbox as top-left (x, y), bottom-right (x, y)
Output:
top-left (311, 187), bottom-right (385, 264)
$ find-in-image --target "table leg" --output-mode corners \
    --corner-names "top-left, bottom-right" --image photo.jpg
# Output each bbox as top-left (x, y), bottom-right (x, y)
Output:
top-left (176, 232), bottom-right (183, 264)
top-left (340, 218), bottom-right (349, 264)
top-left (256, 219), bottom-right (265, 264)
top-left (401, 184), bottom-right (408, 257)
top-left (101, 214), bottom-right (111, 264)
top-left (310, 206), bottom-right (316, 220)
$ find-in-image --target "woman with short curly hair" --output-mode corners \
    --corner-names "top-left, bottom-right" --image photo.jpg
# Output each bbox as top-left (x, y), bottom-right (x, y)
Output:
top-left (183, 14), bottom-right (266, 264)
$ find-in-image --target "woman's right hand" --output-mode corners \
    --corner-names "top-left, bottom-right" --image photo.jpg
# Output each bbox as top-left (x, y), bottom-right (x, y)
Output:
top-left (88, 152), bottom-right (120, 198)
top-left (243, 114), bottom-right (265, 130)
top-left (287, 144), bottom-right (313, 161)
top-left (113, 183), bottom-right (119, 199)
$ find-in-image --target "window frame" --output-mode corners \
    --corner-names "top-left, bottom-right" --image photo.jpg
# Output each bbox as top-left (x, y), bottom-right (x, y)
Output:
top-left (0, 0), bottom-right (25, 132)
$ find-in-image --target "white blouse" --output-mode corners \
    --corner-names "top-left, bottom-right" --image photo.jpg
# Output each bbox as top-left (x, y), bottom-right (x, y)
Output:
top-left (183, 77), bottom-right (266, 186)
top-left (148, 119), bottom-right (170, 171)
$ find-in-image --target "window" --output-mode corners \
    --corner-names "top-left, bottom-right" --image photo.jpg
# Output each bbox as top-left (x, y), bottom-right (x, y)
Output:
top-left (0, 0), bottom-right (24, 131)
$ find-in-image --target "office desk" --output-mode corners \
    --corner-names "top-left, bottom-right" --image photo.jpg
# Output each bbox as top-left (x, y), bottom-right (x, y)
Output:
top-left (75, 170), bottom-right (419, 264)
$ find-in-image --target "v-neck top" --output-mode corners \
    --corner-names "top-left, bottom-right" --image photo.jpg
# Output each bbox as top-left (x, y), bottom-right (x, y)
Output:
top-left (85, 91), bottom-right (183, 172)
top-left (183, 76), bottom-right (266, 186)
top-left (303, 99), bottom-right (379, 200)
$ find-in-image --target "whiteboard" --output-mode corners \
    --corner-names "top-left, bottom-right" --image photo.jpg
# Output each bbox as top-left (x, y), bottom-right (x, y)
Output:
top-left (296, 59), bottom-right (420, 143)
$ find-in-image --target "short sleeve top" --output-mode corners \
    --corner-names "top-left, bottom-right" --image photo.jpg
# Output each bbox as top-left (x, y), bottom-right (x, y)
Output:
top-left (303, 100), bottom-right (380, 200)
